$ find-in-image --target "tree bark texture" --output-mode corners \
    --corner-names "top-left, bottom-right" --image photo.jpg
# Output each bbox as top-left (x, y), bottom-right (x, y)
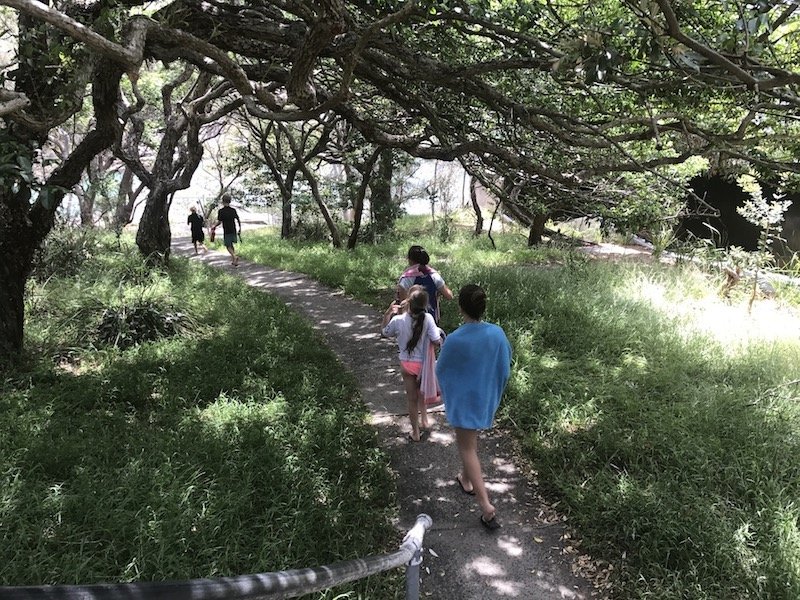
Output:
top-left (0, 57), bottom-right (122, 359)
top-left (368, 147), bottom-right (396, 237)
top-left (470, 177), bottom-right (483, 236)
top-left (112, 166), bottom-right (143, 232)
top-left (130, 73), bottom-right (208, 260)
top-left (346, 147), bottom-right (381, 249)
top-left (135, 185), bottom-right (173, 262)
top-left (528, 213), bottom-right (548, 246)
top-left (0, 184), bottom-right (37, 357)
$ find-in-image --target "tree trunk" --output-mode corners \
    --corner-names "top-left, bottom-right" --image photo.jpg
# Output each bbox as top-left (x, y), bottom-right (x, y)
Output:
top-left (281, 193), bottom-right (293, 238)
top-left (369, 147), bottom-right (396, 236)
top-left (470, 177), bottom-right (483, 235)
top-left (136, 186), bottom-right (172, 262)
top-left (347, 147), bottom-right (382, 250)
top-left (528, 213), bottom-right (548, 246)
top-left (79, 183), bottom-right (97, 227)
top-left (112, 166), bottom-right (140, 232)
top-left (279, 169), bottom-right (297, 239)
top-left (304, 168), bottom-right (341, 248)
top-left (0, 185), bottom-right (37, 357)
top-left (0, 57), bottom-right (122, 361)
top-left (0, 255), bottom-right (29, 359)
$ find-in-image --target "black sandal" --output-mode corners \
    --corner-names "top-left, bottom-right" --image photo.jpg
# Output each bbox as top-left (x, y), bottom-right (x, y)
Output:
top-left (456, 474), bottom-right (476, 496)
top-left (480, 514), bottom-right (501, 531)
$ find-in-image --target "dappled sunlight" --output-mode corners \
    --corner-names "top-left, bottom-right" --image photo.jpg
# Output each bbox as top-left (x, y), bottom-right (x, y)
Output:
top-left (539, 354), bottom-right (562, 369)
top-left (465, 556), bottom-right (507, 577)
top-left (193, 396), bottom-right (287, 434)
top-left (461, 552), bottom-right (586, 598)
top-left (683, 298), bottom-right (800, 348)
top-left (492, 456), bottom-right (519, 475)
top-left (626, 275), bottom-right (800, 348)
top-left (621, 352), bottom-right (648, 371)
top-left (463, 556), bottom-right (527, 596)
top-left (497, 535), bottom-right (525, 557)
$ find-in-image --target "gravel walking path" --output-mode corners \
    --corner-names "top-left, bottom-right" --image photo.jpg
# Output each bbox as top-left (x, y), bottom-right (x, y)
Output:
top-left (174, 238), bottom-right (595, 600)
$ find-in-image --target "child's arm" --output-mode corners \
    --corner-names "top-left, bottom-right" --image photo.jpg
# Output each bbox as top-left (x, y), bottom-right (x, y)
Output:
top-left (381, 302), bottom-right (401, 330)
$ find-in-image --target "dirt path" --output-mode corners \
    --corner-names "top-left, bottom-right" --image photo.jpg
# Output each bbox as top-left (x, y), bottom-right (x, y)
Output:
top-left (173, 238), bottom-right (595, 600)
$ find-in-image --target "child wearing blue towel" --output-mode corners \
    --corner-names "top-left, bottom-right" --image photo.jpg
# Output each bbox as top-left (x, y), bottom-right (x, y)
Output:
top-left (436, 284), bottom-right (512, 531)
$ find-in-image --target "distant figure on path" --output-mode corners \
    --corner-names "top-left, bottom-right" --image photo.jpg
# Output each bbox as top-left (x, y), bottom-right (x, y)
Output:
top-left (382, 288), bottom-right (444, 442)
top-left (212, 193), bottom-right (241, 266)
top-left (187, 206), bottom-right (208, 254)
top-left (396, 245), bottom-right (453, 322)
top-left (436, 284), bottom-right (512, 531)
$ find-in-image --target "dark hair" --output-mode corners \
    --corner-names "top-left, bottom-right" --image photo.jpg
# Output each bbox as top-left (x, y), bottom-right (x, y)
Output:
top-left (221, 193), bottom-right (232, 205)
top-left (407, 245), bottom-right (431, 274)
top-left (458, 284), bottom-right (487, 320)
top-left (406, 289), bottom-right (429, 353)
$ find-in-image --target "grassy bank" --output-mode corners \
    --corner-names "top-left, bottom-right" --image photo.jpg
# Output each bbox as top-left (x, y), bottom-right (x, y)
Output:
top-left (1, 236), bottom-right (398, 598)
top-left (239, 225), bottom-right (800, 599)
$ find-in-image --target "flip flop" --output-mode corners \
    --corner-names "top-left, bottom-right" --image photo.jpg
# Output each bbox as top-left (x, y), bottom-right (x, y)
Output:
top-left (408, 434), bottom-right (421, 442)
top-left (456, 474), bottom-right (475, 496)
top-left (480, 514), bottom-right (501, 531)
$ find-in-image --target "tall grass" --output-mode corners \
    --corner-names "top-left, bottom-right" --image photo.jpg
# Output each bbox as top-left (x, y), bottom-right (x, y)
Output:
top-left (2, 239), bottom-right (398, 598)
top-left (240, 225), bottom-right (800, 599)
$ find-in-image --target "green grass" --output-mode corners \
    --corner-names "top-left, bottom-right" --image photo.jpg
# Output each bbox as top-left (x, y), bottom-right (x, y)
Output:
top-left (239, 224), bottom-right (800, 599)
top-left (2, 238), bottom-right (399, 598)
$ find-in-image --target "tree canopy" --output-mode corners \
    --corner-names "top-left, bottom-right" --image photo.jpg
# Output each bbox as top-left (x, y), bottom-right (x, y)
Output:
top-left (2, 0), bottom-right (800, 356)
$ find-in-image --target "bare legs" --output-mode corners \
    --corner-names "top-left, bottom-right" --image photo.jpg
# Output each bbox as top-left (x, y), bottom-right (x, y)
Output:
top-left (455, 428), bottom-right (496, 522)
top-left (225, 244), bottom-right (239, 265)
top-left (402, 371), bottom-right (428, 441)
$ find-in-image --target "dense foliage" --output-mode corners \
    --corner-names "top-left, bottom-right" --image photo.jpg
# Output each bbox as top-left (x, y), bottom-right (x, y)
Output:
top-left (3, 0), bottom-right (800, 356)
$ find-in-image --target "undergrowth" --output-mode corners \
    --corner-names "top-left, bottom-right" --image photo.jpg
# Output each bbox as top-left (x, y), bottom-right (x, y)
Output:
top-left (239, 225), bottom-right (800, 600)
top-left (2, 237), bottom-right (399, 599)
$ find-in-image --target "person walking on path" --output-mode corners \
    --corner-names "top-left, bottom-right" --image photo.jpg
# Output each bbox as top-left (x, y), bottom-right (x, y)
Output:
top-left (382, 288), bottom-right (444, 442)
top-left (187, 206), bottom-right (208, 254)
top-left (396, 245), bottom-right (453, 322)
top-left (171, 242), bottom-right (594, 598)
top-left (212, 193), bottom-right (242, 266)
top-left (436, 284), bottom-right (512, 532)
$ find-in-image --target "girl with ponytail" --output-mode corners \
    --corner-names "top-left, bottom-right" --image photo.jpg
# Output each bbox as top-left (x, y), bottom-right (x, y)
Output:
top-left (381, 287), bottom-right (444, 441)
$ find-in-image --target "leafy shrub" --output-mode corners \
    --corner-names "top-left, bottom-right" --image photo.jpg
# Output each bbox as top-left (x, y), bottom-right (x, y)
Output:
top-left (31, 226), bottom-right (98, 281)
top-left (290, 216), bottom-right (332, 242)
top-left (96, 301), bottom-right (194, 349)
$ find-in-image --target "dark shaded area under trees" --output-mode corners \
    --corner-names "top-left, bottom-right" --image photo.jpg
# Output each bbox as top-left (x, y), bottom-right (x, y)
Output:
top-left (679, 175), bottom-right (800, 253)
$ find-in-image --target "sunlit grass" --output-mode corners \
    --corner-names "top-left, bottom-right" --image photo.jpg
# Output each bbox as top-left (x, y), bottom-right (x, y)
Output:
top-left (239, 224), bottom-right (800, 599)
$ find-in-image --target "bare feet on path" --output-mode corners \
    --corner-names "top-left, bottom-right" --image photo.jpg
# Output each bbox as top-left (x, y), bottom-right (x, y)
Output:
top-left (173, 238), bottom-right (597, 599)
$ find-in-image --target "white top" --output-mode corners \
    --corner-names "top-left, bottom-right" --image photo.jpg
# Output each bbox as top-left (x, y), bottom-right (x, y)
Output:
top-left (382, 312), bottom-right (442, 362)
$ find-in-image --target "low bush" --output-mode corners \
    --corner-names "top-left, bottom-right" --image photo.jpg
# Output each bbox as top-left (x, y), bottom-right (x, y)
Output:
top-left (31, 226), bottom-right (99, 281)
top-left (96, 301), bottom-right (194, 349)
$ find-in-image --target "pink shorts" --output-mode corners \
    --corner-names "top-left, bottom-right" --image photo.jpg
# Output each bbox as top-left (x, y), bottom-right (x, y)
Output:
top-left (400, 361), bottom-right (422, 377)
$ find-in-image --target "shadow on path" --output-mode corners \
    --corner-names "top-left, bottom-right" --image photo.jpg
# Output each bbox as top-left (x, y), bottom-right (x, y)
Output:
top-left (173, 238), bottom-right (594, 599)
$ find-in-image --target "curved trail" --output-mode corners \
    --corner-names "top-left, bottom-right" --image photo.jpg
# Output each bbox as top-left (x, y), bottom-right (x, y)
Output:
top-left (174, 238), bottom-right (593, 599)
